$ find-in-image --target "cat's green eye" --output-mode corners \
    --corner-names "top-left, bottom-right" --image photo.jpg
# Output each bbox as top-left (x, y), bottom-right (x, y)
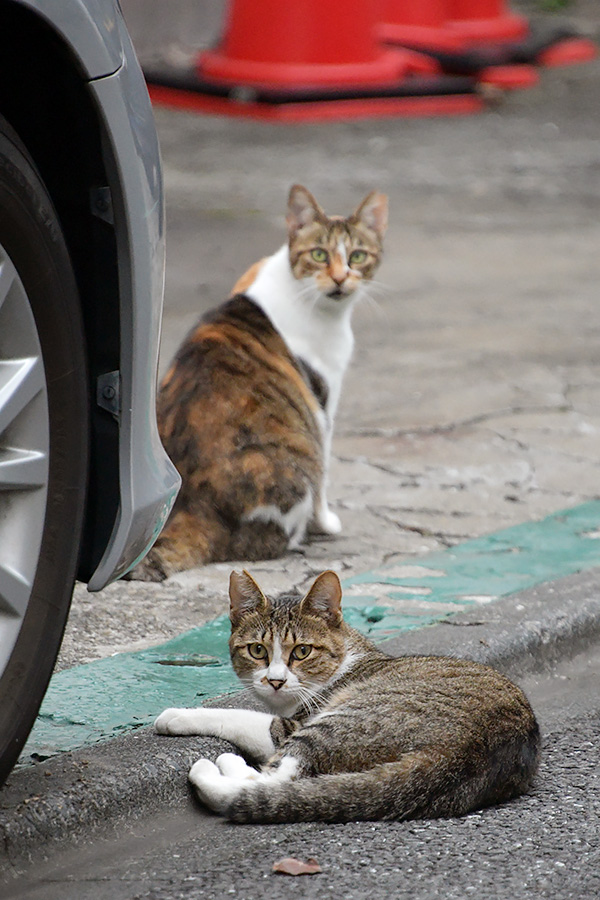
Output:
top-left (311, 248), bottom-right (328, 263)
top-left (291, 644), bottom-right (312, 661)
top-left (349, 249), bottom-right (367, 265)
top-left (248, 642), bottom-right (268, 660)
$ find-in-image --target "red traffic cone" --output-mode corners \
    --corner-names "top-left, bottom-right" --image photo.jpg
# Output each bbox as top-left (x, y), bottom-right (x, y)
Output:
top-left (448, 0), bottom-right (536, 92)
top-left (446, 0), bottom-right (528, 45)
top-left (443, 0), bottom-right (598, 88)
top-left (536, 35), bottom-right (597, 68)
top-left (378, 0), bottom-right (465, 52)
top-left (199, 0), bottom-right (431, 87)
top-left (146, 0), bottom-right (484, 121)
top-left (378, 0), bottom-right (596, 88)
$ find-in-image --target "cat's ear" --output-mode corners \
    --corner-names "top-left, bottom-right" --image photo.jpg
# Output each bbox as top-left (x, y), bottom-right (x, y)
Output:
top-left (300, 570), bottom-right (343, 627)
top-left (286, 184), bottom-right (326, 237)
top-left (352, 191), bottom-right (388, 241)
top-left (229, 570), bottom-right (268, 625)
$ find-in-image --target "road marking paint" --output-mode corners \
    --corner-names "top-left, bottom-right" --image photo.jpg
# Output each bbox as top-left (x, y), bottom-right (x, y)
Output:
top-left (20, 501), bottom-right (600, 764)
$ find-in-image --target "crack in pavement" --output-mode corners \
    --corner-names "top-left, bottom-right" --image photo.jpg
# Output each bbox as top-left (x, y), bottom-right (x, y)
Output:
top-left (339, 403), bottom-right (576, 440)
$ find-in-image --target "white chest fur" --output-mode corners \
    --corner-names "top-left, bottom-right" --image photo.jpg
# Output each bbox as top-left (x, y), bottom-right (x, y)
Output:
top-left (246, 244), bottom-right (357, 419)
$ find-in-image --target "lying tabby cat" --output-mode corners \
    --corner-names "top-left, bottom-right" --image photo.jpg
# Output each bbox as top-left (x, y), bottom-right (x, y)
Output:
top-left (130, 185), bottom-right (387, 581)
top-left (155, 570), bottom-right (540, 824)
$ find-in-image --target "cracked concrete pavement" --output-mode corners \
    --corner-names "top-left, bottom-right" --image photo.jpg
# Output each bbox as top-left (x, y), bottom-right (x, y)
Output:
top-left (55, 0), bottom-right (600, 671)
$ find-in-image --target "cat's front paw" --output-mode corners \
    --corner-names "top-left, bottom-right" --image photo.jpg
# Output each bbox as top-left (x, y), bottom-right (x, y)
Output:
top-left (189, 754), bottom-right (255, 814)
top-left (215, 752), bottom-right (260, 781)
top-left (188, 758), bottom-right (224, 811)
top-left (155, 708), bottom-right (201, 735)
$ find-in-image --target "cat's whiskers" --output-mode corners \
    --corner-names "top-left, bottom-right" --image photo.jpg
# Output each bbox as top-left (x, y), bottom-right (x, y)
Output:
top-left (364, 278), bottom-right (391, 299)
top-left (294, 282), bottom-right (312, 298)
top-left (355, 284), bottom-right (390, 325)
top-left (294, 682), bottom-right (326, 716)
top-left (297, 282), bottom-right (324, 312)
top-left (359, 293), bottom-right (384, 317)
top-left (233, 683), bottom-right (258, 704)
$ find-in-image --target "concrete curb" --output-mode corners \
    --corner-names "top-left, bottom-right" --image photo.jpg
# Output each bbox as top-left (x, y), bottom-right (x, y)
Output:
top-left (1, 567), bottom-right (599, 871)
top-left (382, 567), bottom-right (600, 674)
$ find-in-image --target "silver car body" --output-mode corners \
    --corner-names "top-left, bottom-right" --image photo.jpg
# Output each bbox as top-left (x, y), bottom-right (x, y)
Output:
top-left (13, 0), bottom-right (180, 589)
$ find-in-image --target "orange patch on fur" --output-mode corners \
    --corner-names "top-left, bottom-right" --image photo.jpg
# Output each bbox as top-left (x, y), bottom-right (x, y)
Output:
top-left (231, 258), bottom-right (267, 296)
top-left (190, 321), bottom-right (321, 418)
top-left (188, 325), bottom-right (232, 346)
top-left (160, 365), bottom-right (176, 389)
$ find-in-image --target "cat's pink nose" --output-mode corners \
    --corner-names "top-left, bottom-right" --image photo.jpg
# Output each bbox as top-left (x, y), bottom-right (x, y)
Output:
top-left (268, 678), bottom-right (286, 691)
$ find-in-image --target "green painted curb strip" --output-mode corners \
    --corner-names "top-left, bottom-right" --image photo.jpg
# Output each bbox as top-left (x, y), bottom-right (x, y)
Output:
top-left (20, 501), bottom-right (600, 763)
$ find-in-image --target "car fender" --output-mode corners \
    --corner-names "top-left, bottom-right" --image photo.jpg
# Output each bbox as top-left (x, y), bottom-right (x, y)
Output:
top-left (86, 14), bottom-right (180, 589)
top-left (14, 0), bottom-right (124, 79)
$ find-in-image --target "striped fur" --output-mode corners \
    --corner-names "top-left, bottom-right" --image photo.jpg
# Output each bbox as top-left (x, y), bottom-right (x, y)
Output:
top-left (157, 571), bottom-right (541, 823)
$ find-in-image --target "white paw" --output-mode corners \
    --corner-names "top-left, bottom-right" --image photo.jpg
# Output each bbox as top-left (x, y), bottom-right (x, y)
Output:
top-left (316, 508), bottom-right (342, 535)
top-left (271, 755), bottom-right (299, 783)
top-left (189, 757), bottom-right (245, 814)
top-left (154, 708), bottom-right (199, 735)
top-left (189, 757), bottom-right (220, 782)
top-left (216, 753), bottom-right (259, 780)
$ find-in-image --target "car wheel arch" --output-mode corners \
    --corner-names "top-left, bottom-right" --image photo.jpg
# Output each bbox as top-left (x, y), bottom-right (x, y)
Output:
top-left (0, 2), bottom-right (129, 580)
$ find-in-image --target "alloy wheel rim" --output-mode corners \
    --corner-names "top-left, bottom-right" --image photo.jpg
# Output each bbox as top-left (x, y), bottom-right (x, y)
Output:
top-left (0, 242), bottom-right (49, 674)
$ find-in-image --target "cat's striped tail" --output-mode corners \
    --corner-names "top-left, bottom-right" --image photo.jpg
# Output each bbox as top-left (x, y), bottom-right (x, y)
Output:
top-left (221, 735), bottom-right (540, 824)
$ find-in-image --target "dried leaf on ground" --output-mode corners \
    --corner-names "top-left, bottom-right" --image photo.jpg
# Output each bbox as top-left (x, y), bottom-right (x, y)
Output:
top-left (272, 856), bottom-right (322, 876)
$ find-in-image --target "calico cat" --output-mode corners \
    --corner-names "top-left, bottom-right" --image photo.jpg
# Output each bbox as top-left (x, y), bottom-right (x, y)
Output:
top-left (130, 185), bottom-right (388, 581)
top-left (155, 570), bottom-right (541, 824)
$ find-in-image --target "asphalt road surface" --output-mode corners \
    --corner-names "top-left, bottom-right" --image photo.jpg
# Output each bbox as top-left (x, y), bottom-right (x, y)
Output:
top-left (4, 637), bottom-right (600, 900)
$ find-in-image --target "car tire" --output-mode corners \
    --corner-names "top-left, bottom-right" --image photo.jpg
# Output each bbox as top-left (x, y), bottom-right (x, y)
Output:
top-left (0, 114), bottom-right (89, 784)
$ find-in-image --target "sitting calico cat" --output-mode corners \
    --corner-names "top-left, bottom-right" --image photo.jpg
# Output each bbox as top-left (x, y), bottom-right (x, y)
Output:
top-left (155, 570), bottom-right (541, 824)
top-left (131, 185), bottom-right (388, 581)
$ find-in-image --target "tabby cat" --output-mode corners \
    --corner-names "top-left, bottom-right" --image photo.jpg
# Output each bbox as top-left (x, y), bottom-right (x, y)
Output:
top-left (130, 185), bottom-right (388, 581)
top-left (155, 570), bottom-right (540, 824)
